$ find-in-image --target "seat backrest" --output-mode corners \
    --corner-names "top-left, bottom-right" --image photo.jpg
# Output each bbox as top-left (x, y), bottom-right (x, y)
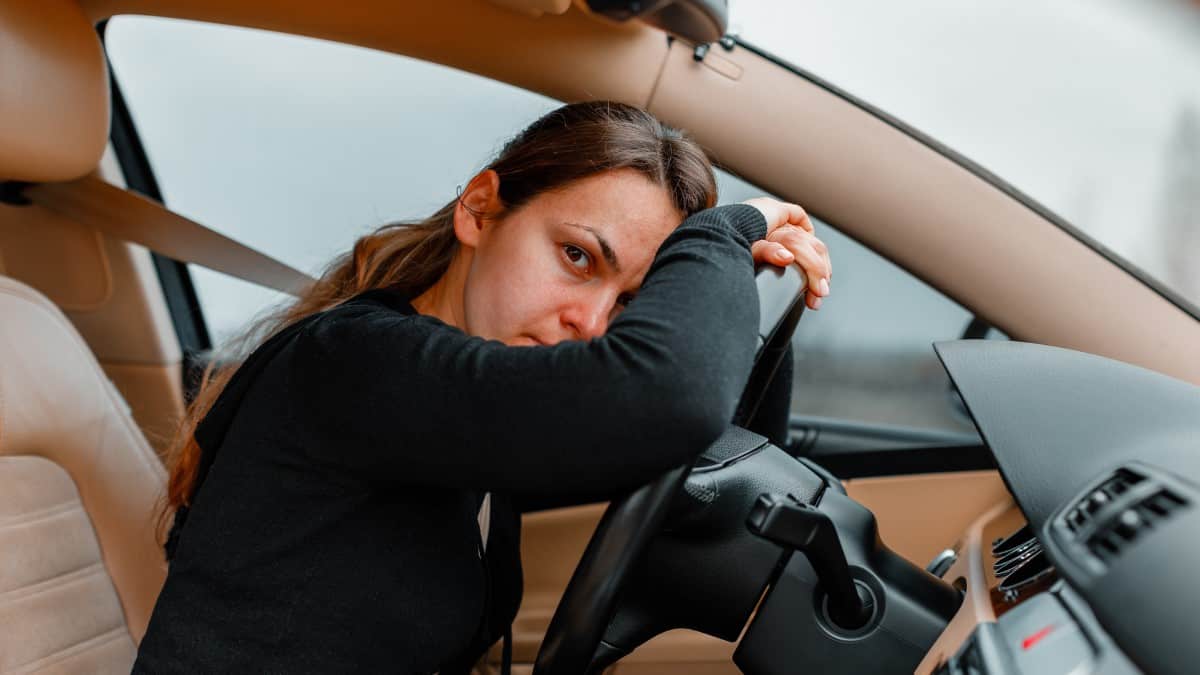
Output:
top-left (0, 276), bottom-right (168, 672)
top-left (1, 2), bottom-right (169, 671)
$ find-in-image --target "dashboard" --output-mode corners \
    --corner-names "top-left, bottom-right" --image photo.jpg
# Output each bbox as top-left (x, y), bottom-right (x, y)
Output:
top-left (914, 341), bottom-right (1200, 675)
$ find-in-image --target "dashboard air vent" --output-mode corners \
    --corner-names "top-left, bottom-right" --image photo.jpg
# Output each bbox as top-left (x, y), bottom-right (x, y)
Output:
top-left (1054, 463), bottom-right (1194, 573)
top-left (1086, 488), bottom-right (1188, 562)
top-left (991, 524), bottom-right (1055, 603)
top-left (1063, 468), bottom-right (1144, 535)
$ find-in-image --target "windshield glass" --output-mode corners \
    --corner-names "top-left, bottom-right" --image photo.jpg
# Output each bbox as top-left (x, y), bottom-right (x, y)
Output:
top-left (731, 0), bottom-right (1200, 313)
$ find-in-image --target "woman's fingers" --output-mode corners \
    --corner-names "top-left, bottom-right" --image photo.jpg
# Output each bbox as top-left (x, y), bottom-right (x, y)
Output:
top-left (751, 240), bottom-right (795, 266)
top-left (783, 202), bottom-right (814, 234)
top-left (770, 228), bottom-right (831, 291)
top-left (812, 234), bottom-right (832, 287)
top-left (743, 197), bottom-right (829, 310)
top-left (741, 197), bottom-right (814, 235)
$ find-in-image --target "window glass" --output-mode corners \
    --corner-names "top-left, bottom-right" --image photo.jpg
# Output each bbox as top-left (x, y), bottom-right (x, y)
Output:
top-left (716, 173), bottom-right (983, 435)
top-left (108, 16), bottom-right (983, 434)
top-left (731, 0), bottom-right (1200, 314)
top-left (106, 17), bottom-right (558, 342)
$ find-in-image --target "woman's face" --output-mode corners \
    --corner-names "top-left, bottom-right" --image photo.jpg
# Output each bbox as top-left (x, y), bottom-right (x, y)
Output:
top-left (454, 168), bottom-right (685, 346)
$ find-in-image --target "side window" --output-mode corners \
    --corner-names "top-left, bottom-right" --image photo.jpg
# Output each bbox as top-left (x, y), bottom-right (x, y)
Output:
top-left (105, 17), bottom-right (558, 343)
top-left (716, 171), bottom-right (998, 437)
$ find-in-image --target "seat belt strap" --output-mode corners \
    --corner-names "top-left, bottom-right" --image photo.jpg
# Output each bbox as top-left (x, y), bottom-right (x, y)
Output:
top-left (24, 175), bottom-right (314, 297)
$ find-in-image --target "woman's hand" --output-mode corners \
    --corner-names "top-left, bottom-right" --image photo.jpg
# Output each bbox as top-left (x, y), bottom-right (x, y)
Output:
top-left (742, 197), bottom-right (832, 311)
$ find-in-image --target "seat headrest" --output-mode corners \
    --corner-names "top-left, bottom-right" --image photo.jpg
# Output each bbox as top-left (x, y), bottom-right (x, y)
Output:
top-left (0, 1), bottom-right (109, 183)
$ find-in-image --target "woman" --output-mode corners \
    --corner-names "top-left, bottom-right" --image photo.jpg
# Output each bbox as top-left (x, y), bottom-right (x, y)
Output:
top-left (133, 101), bottom-right (831, 674)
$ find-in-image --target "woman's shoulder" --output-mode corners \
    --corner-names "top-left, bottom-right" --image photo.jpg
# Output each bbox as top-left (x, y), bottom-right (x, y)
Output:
top-left (294, 286), bottom-right (459, 358)
top-left (305, 287), bottom-right (422, 331)
top-left (332, 286), bottom-right (418, 317)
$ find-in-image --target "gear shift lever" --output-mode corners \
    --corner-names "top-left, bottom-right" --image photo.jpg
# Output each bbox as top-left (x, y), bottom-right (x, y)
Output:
top-left (747, 493), bottom-right (873, 630)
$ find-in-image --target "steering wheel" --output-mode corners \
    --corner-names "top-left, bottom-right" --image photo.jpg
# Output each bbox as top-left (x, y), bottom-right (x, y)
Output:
top-left (533, 263), bottom-right (808, 675)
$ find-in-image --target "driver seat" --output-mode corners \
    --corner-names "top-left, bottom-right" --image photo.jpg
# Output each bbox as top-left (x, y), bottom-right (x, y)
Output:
top-left (0, 1), bottom-right (169, 672)
top-left (0, 276), bottom-right (168, 673)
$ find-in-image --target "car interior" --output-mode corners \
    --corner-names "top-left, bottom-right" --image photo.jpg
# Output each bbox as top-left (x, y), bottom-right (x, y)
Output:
top-left (2, 1), bottom-right (1199, 674)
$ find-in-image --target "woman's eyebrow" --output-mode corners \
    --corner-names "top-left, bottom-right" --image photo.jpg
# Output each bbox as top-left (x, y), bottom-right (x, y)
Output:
top-left (562, 222), bottom-right (621, 272)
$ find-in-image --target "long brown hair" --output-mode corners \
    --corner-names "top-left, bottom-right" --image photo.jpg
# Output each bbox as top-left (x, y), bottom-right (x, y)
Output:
top-left (160, 101), bottom-right (718, 533)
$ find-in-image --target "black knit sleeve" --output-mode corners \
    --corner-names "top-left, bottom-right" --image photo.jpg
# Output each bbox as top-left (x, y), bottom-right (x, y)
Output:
top-left (290, 204), bottom-right (767, 496)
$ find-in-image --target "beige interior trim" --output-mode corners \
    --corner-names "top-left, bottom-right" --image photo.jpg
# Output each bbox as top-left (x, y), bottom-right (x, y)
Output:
top-left (915, 500), bottom-right (1024, 674)
top-left (487, 0), bottom-right (572, 17)
top-left (495, 503), bottom-right (741, 673)
top-left (26, 175), bottom-right (314, 297)
top-left (101, 361), bottom-right (185, 458)
top-left (611, 630), bottom-right (736, 671)
top-left (844, 471), bottom-right (1011, 566)
top-left (63, 234), bottom-right (183, 364)
top-left (512, 503), bottom-right (606, 662)
top-left (0, 200), bottom-right (113, 311)
top-left (82, 0), bottom-right (669, 109)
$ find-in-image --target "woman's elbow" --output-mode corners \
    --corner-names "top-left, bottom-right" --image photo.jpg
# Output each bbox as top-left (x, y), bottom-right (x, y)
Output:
top-left (633, 378), bottom-right (737, 457)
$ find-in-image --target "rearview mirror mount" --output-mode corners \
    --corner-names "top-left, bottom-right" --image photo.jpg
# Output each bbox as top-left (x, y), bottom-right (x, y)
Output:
top-left (586, 0), bottom-right (728, 43)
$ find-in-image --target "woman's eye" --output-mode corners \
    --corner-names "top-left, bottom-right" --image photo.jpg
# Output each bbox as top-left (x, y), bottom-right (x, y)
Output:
top-left (563, 244), bottom-right (592, 272)
top-left (616, 293), bottom-right (635, 308)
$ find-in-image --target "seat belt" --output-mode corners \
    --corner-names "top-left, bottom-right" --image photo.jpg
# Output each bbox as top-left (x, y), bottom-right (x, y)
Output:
top-left (21, 175), bottom-right (313, 297)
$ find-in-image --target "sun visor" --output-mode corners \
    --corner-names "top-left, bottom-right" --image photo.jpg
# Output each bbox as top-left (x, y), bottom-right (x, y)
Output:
top-left (0, 1), bottom-right (109, 183)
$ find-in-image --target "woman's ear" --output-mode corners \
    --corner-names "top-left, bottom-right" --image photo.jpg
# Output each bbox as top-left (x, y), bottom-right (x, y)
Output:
top-left (453, 169), bottom-right (501, 248)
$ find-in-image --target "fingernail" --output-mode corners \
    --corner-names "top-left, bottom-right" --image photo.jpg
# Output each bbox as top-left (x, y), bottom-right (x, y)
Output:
top-left (812, 298), bottom-right (822, 310)
top-left (777, 249), bottom-right (794, 261)
top-left (820, 278), bottom-right (830, 295)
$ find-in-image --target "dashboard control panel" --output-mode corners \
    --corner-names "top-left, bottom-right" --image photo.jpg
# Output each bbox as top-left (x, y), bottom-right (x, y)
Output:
top-left (933, 583), bottom-right (1137, 675)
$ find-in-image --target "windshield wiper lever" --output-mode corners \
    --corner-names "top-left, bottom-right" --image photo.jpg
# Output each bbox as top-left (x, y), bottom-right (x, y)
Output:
top-left (747, 493), bottom-right (872, 630)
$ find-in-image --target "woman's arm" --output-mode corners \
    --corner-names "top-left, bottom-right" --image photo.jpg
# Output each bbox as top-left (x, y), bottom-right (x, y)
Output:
top-left (290, 204), bottom-right (767, 496)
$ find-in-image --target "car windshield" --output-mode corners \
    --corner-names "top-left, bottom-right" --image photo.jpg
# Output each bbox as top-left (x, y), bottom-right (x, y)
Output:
top-left (732, 0), bottom-right (1200, 315)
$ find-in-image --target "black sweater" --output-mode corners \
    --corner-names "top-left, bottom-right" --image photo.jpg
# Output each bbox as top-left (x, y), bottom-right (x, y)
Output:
top-left (133, 204), bottom-right (770, 674)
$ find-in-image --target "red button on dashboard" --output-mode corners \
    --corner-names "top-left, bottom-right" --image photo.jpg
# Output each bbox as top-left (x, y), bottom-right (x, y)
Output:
top-left (1021, 624), bottom-right (1056, 650)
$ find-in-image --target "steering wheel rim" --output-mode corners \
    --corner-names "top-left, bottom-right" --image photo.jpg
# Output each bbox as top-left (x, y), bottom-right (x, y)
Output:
top-left (533, 264), bottom-right (808, 675)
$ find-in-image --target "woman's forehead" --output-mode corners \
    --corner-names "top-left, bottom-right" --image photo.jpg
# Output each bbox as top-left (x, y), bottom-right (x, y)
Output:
top-left (543, 169), bottom-right (684, 251)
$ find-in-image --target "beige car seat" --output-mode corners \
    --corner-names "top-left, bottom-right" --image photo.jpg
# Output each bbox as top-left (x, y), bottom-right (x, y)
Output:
top-left (0, 279), bottom-right (168, 673)
top-left (1, 1), bottom-right (169, 672)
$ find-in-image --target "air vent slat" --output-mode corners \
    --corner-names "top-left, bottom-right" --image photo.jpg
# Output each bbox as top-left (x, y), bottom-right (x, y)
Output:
top-left (991, 523), bottom-right (1057, 604)
top-left (1089, 534), bottom-right (1119, 562)
top-left (997, 550), bottom-right (1052, 593)
top-left (1057, 465), bottom-right (1192, 573)
top-left (1144, 498), bottom-right (1169, 518)
top-left (991, 523), bottom-right (1033, 556)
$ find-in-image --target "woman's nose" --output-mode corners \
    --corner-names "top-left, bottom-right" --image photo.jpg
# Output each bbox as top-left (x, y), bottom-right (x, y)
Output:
top-left (561, 297), bottom-right (611, 340)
